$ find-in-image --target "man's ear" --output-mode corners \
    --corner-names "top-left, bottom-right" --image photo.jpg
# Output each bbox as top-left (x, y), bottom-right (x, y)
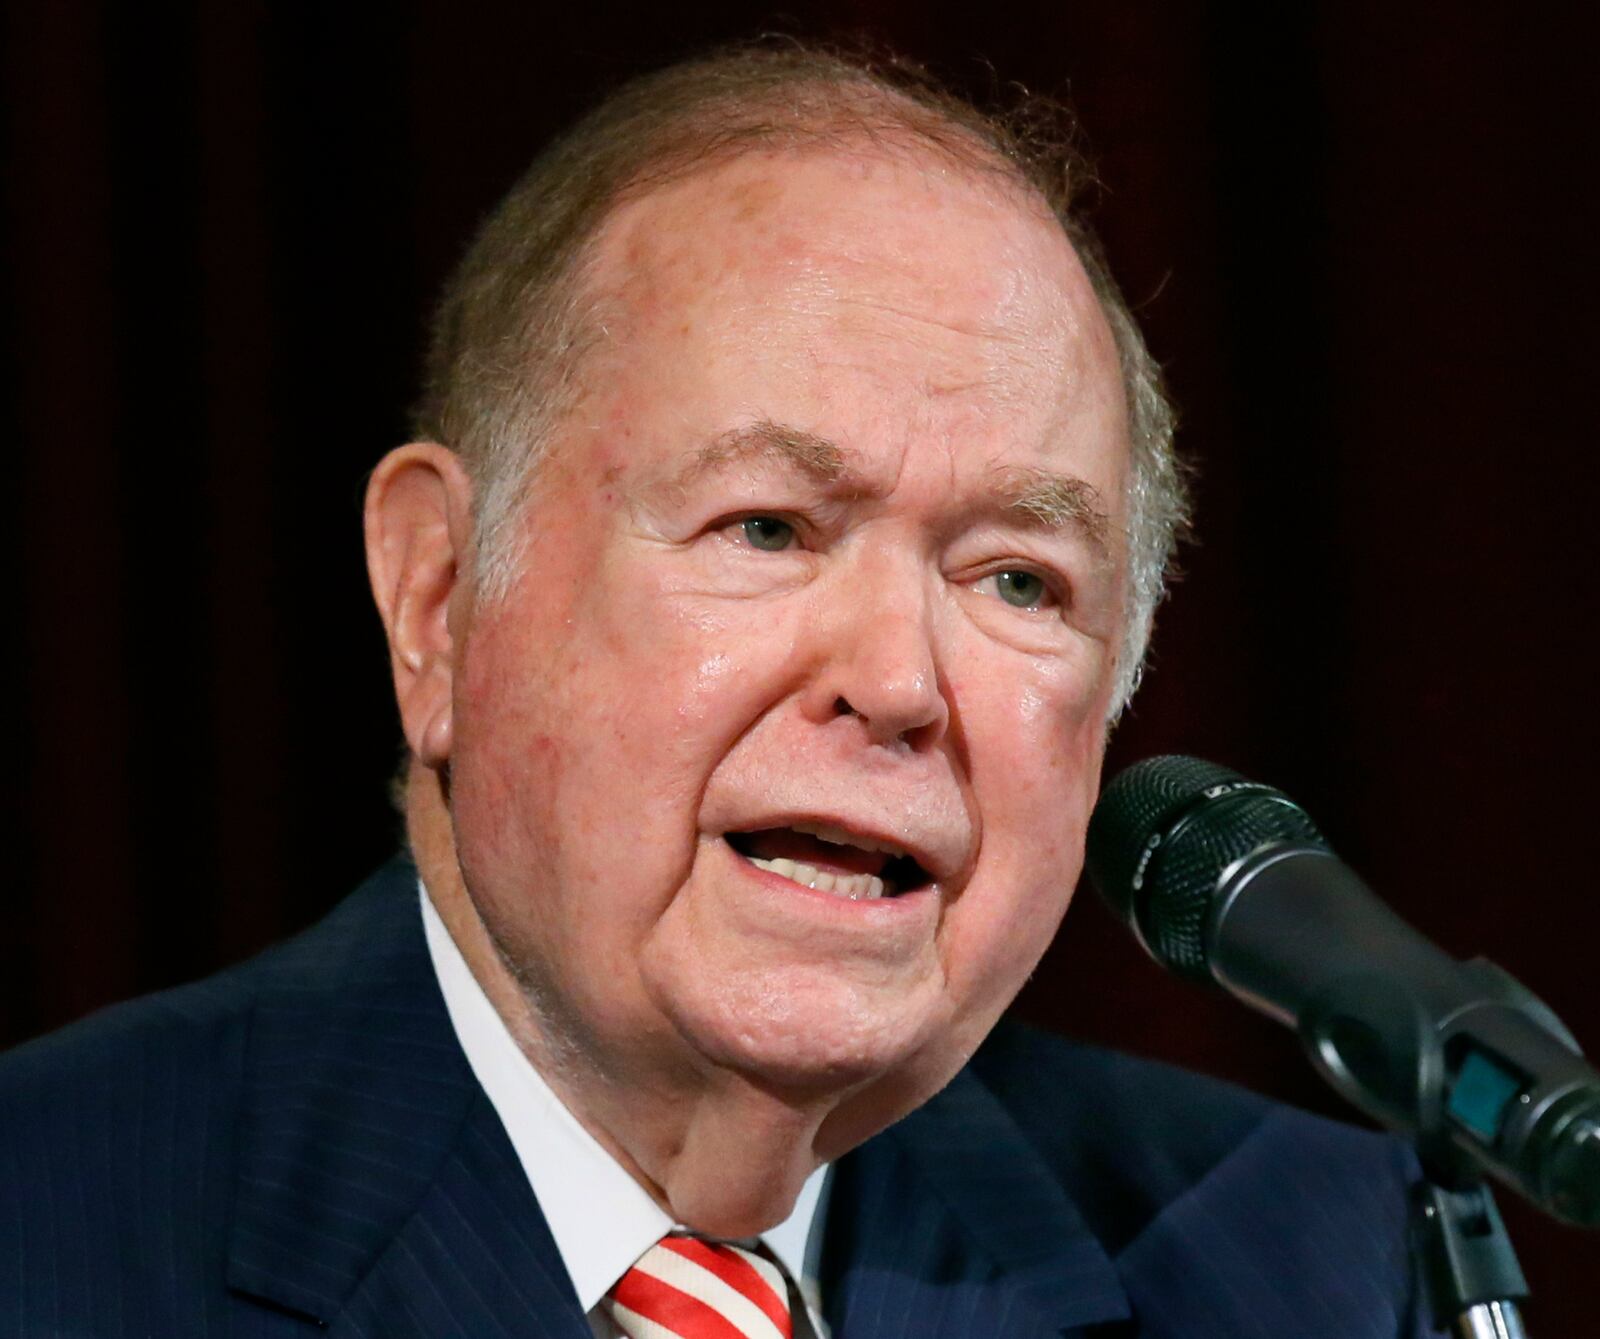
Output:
top-left (364, 443), bottom-right (476, 770)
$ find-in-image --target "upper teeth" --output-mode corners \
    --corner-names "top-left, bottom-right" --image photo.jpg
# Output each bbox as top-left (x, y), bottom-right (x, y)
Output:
top-left (746, 856), bottom-right (887, 901)
top-left (790, 820), bottom-right (905, 857)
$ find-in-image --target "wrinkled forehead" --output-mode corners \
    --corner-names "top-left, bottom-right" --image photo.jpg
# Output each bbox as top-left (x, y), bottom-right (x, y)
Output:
top-left (576, 143), bottom-right (1125, 439)
top-left (599, 145), bottom-right (1100, 338)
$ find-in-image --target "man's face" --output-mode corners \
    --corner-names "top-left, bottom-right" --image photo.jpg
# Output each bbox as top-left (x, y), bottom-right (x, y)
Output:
top-left (446, 146), bottom-right (1130, 1150)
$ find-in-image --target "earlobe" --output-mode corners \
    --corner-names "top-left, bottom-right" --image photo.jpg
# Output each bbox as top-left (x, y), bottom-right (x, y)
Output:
top-left (364, 443), bottom-right (476, 770)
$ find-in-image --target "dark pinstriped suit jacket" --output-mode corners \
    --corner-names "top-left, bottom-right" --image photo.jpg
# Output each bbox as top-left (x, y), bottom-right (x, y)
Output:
top-left (1, 858), bottom-right (1434, 1336)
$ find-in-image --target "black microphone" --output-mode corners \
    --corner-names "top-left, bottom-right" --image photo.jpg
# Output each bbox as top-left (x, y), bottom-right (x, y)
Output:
top-left (1085, 754), bottom-right (1599, 1228)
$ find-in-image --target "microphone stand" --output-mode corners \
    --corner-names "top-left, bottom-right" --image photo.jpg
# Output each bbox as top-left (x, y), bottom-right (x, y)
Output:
top-left (1294, 972), bottom-right (1547, 1335)
top-left (1412, 1173), bottom-right (1529, 1338)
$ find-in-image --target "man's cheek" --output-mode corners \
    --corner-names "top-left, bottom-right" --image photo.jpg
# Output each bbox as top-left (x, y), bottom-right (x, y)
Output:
top-left (1010, 662), bottom-right (1110, 785)
top-left (635, 598), bottom-right (803, 729)
top-left (939, 878), bottom-right (1069, 1029)
top-left (451, 732), bottom-right (566, 890)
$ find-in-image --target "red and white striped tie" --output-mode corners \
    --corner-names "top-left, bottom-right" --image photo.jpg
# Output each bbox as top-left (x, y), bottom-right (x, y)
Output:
top-left (604, 1235), bottom-right (793, 1339)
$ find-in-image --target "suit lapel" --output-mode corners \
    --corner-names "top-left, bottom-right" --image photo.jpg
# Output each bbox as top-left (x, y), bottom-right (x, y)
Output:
top-left (1110, 1108), bottom-right (1419, 1339)
top-left (824, 1069), bottom-right (1130, 1338)
top-left (225, 858), bottom-right (590, 1338)
top-left (329, 1087), bottom-right (593, 1339)
top-left (224, 860), bottom-right (1131, 1337)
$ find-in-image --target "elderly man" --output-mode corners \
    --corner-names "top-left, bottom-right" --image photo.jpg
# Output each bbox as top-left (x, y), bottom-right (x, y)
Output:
top-left (2, 46), bottom-right (1424, 1338)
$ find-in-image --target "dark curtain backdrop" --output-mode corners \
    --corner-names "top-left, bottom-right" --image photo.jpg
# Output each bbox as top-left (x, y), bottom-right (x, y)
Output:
top-left (5, 0), bottom-right (1594, 1318)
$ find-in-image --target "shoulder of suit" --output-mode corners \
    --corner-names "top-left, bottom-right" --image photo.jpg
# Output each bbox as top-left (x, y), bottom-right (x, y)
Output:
top-left (966, 1017), bottom-right (1418, 1255)
top-left (0, 855), bottom-right (418, 1134)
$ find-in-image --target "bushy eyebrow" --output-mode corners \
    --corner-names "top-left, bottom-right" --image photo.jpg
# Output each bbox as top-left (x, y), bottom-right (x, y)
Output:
top-left (660, 418), bottom-right (1112, 555)
top-left (672, 420), bottom-right (849, 488)
top-left (992, 466), bottom-right (1111, 553)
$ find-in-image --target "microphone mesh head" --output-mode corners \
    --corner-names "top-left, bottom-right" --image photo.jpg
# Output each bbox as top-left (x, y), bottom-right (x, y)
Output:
top-left (1087, 755), bottom-right (1327, 980)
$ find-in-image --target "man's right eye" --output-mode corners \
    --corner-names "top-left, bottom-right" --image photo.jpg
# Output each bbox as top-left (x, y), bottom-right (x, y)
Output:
top-left (738, 516), bottom-right (797, 551)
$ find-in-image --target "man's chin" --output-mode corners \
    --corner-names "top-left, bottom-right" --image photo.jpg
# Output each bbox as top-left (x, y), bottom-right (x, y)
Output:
top-left (663, 989), bottom-right (958, 1134)
top-left (717, 1038), bottom-right (917, 1101)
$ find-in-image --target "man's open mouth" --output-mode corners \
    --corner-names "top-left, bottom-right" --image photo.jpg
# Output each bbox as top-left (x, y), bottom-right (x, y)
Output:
top-left (724, 822), bottom-right (933, 900)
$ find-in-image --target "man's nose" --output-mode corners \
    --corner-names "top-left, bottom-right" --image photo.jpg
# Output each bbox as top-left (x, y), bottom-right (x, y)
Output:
top-left (800, 573), bottom-right (950, 751)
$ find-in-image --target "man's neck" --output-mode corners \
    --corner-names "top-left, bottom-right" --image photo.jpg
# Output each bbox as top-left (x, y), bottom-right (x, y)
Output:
top-left (405, 767), bottom-right (835, 1237)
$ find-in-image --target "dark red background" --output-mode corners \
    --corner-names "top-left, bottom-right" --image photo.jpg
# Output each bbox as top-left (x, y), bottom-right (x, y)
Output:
top-left (5, 1), bottom-right (1594, 1321)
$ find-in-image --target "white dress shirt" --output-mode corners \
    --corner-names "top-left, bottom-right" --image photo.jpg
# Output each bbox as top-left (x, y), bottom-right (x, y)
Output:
top-left (420, 885), bottom-right (832, 1337)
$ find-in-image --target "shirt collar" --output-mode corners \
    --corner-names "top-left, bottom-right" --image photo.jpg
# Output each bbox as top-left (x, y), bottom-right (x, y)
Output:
top-left (419, 882), bottom-right (828, 1314)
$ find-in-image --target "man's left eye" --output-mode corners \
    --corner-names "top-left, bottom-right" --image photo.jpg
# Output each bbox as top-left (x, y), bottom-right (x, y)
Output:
top-left (738, 516), bottom-right (797, 551)
top-left (986, 570), bottom-right (1054, 609)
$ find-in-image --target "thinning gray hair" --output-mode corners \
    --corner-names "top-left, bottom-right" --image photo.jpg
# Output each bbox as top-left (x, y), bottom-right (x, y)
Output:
top-left (413, 41), bottom-right (1190, 715)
